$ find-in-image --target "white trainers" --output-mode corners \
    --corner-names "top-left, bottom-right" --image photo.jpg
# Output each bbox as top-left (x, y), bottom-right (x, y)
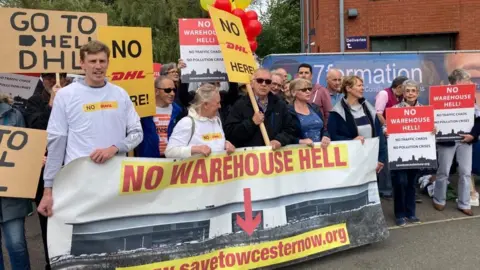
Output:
top-left (456, 192), bottom-right (479, 207)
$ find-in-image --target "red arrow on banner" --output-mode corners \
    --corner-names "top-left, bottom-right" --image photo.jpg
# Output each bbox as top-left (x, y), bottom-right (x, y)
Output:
top-left (236, 188), bottom-right (262, 236)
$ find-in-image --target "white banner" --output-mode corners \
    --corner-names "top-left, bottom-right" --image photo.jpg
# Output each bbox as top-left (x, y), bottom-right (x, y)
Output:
top-left (48, 139), bottom-right (389, 269)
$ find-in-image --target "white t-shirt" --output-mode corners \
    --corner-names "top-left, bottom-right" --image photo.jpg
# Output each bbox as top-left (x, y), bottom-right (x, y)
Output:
top-left (47, 81), bottom-right (140, 165)
top-left (165, 110), bottom-right (225, 158)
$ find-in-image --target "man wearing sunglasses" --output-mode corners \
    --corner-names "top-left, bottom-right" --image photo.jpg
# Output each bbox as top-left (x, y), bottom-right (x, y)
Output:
top-left (224, 68), bottom-right (297, 150)
top-left (136, 76), bottom-right (186, 158)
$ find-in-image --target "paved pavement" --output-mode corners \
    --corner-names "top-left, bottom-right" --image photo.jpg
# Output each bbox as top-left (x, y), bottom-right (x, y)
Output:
top-left (3, 187), bottom-right (480, 269)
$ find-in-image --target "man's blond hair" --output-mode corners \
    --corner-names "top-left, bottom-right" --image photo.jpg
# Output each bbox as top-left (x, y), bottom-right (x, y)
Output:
top-left (80, 40), bottom-right (111, 61)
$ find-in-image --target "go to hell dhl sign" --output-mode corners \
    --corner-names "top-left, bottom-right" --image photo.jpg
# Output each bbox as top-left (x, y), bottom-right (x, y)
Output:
top-left (209, 6), bottom-right (257, 84)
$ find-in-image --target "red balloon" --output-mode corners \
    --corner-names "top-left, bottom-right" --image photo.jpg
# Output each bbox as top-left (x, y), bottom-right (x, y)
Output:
top-left (213, 0), bottom-right (232, 12)
top-left (245, 10), bottom-right (258, 21)
top-left (249, 39), bottom-right (258, 52)
top-left (246, 19), bottom-right (262, 38)
top-left (232, 8), bottom-right (248, 26)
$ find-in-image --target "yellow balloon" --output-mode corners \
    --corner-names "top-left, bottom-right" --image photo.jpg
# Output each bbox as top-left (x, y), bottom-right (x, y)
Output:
top-left (200, 0), bottom-right (215, 11)
top-left (231, 0), bottom-right (251, 10)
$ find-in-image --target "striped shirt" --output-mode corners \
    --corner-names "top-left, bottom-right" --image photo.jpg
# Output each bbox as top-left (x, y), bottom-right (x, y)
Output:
top-left (350, 103), bottom-right (372, 138)
top-left (154, 105), bottom-right (173, 155)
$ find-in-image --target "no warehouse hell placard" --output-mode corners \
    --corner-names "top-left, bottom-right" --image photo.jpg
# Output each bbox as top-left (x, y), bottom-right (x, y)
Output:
top-left (0, 8), bottom-right (107, 73)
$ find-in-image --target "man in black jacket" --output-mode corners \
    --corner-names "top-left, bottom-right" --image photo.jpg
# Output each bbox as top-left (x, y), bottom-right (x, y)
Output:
top-left (224, 68), bottom-right (297, 148)
top-left (23, 72), bottom-right (65, 270)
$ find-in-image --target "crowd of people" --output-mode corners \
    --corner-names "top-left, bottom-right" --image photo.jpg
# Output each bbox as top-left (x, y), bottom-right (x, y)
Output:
top-left (0, 39), bottom-right (479, 269)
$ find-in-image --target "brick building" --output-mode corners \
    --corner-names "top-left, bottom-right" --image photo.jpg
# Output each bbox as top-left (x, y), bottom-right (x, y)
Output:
top-left (301, 0), bottom-right (480, 52)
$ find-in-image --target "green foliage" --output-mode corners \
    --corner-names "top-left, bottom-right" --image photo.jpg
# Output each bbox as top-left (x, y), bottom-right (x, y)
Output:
top-left (256, 0), bottom-right (300, 58)
top-left (0, 0), bottom-right (301, 62)
top-left (1, 0), bottom-right (208, 63)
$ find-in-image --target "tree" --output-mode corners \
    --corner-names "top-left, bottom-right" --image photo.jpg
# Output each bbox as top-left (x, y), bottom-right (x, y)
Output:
top-left (0, 0), bottom-right (208, 63)
top-left (255, 0), bottom-right (300, 58)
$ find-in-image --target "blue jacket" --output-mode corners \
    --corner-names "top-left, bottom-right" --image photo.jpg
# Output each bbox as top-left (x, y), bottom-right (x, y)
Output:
top-left (287, 103), bottom-right (330, 144)
top-left (135, 102), bottom-right (186, 158)
top-left (327, 98), bottom-right (387, 164)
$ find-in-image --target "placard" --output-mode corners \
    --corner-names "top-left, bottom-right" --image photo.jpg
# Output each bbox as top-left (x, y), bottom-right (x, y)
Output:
top-left (0, 8), bottom-right (107, 73)
top-left (97, 26), bottom-right (155, 117)
top-left (47, 140), bottom-right (389, 269)
top-left (429, 84), bottom-right (476, 141)
top-left (386, 106), bottom-right (437, 170)
top-left (0, 125), bottom-right (46, 198)
top-left (0, 73), bottom-right (39, 106)
top-left (208, 7), bottom-right (257, 83)
top-left (179, 19), bottom-right (227, 83)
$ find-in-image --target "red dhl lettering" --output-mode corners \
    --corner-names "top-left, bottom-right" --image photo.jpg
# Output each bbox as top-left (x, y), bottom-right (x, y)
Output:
top-left (111, 70), bottom-right (146, 81)
top-left (226, 42), bottom-right (248, 54)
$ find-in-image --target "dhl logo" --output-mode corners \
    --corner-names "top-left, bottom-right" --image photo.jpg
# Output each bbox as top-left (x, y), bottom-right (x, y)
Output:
top-left (111, 70), bottom-right (146, 81)
top-left (226, 42), bottom-right (249, 54)
top-left (202, 133), bottom-right (223, 141)
top-left (83, 101), bottom-right (119, 112)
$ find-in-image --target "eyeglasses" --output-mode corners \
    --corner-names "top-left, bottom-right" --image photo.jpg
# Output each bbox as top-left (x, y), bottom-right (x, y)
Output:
top-left (157, 87), bottom-right (176, 93)
top-left (167, 70), bottom-right (179, 74)
top-left (272, 82), bottom-right (283, 88)
top-left (297, 87), bottom-right (312, 92)
top-left (255, 78), bottom-right (272, 85)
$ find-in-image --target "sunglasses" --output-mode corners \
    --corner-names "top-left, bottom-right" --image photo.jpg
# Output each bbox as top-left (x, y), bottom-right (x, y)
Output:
top-left (255, 78), bottom-right (272, 85)
top-left (297, 87), bottom-right (313, 92)
top-left (157, 87), bottom-right (175, 93)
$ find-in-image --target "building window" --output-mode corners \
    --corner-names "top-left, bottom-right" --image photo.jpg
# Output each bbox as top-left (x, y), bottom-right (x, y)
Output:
top-left (370, 33), bottom-right (456, 52)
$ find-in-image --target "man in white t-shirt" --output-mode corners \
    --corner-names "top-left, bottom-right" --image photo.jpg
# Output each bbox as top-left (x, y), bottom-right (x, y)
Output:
top-left (37, 40), bottom-right (143, 217)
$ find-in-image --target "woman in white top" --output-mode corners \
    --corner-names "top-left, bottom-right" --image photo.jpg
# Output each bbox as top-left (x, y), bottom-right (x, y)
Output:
top-left (165, 84), bottom-right (235, 158)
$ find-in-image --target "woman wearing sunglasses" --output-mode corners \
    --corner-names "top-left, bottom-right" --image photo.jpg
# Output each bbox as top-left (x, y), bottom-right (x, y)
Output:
top-left (328, 75), bottom-right (386, 174)
top-left (288, 78), bottom-right (330, 148)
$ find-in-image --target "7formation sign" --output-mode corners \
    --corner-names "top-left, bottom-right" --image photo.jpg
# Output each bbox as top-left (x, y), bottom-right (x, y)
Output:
top-left (0, 8), bottom-right (107, 73)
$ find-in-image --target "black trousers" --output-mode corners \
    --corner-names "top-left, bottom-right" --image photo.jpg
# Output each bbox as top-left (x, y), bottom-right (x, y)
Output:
top-left (34, 167), bottom-right (50, 270)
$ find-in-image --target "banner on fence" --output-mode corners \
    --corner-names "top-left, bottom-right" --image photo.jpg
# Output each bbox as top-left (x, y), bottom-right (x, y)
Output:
top-left (386, 106), bottom-right (437, 170)
top-left (0, 8), bottom-right (107, 73)
top-left (261, 52), bottom-right (480, 105)
top-left (179, 18), bottom-right (227, 83)
top-left (48, 139), bottom-right (389, 269)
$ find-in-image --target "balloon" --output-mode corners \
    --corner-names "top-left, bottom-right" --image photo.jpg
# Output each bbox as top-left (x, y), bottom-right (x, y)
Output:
top-left (231, 8), bottom-right (249, 26)
top-left (249, 39), bottom-right (258, 52)
top-left (232, 0), bottom-right (252, 10)
top-left (214, 0), bottom-right (232, 12)
top-left (245, 10), bottom-right (258, 21)
top-left (246, 19), bottom-right (262, 38)
top-left (200, 0), bottom-right (215, 11)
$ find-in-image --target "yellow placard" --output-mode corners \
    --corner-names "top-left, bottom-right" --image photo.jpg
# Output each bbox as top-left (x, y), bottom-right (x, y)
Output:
top-left (117, 223), bottom-right (350, 270)
top-left (0, 8), bottom-right (107, 73)
top-left (0, 125), bottom-right (47, 199)
top-left (97, 26), bottom-right (155, 117)
top-left (208, 7), bottom-right (257, 84)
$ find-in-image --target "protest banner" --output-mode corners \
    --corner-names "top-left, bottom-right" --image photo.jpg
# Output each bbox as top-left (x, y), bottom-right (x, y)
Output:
top-left (386, 106), bottom-right (437, 170)
top-left (429, 84), bottom-right (475, 141)
top-left (209, 6), bottom-right (269, 145)
top-left (153, 63), bottom-right (162, 78)
top-left (208, 7), bottom-right (256, 84)
top-left (0, 125), bottom-right (46, 199)
top-left (0, 73), bottom-right (39, 106)
top-left (97, 26), bottom-right (156, 117)
top-left (47, 139), bottom-right (389, 269)
top-left (179, 18), bottom-right (227, 83)
top-left (0, 8), bottom-right (107, 73)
